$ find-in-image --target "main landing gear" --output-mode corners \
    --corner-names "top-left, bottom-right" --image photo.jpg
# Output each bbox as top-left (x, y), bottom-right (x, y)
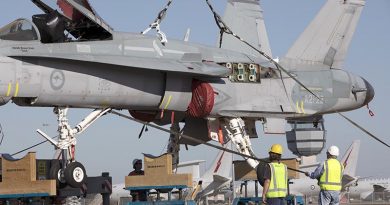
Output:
top-left (165, 117), bottom-right (260, 170)
top-left (223, 118), bottom-right (259, 169)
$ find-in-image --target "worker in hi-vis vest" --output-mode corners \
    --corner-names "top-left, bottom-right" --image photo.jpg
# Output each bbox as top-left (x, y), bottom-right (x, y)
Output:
top-left (259, 144), bottom-right (288, 205)
top-left (305, 145), bottom-right (344, 205)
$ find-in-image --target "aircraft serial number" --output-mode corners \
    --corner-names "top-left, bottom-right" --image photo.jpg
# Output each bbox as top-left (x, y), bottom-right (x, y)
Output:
top-left (304, 94), bottom-right (324, 104)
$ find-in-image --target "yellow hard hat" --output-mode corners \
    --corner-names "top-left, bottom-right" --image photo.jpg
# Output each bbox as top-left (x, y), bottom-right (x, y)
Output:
top-left (269, 144), bottom-right (283, 155)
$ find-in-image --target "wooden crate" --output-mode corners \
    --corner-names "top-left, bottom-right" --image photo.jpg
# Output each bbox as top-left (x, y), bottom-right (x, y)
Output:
top-left (234, 158), bottom-right (300, 181)
top-left (0, 152), bottom-right (56, 196)
top-left (125, 153), bottom-right (192, 188)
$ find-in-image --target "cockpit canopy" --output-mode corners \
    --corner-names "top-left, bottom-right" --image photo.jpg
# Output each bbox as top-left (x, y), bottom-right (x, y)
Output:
top-left (30, 0), bottom-right (113, 43)
top-left (0, 0), bottom-right (113, 43)
top-left (0, 19), bottom-right (40, 41)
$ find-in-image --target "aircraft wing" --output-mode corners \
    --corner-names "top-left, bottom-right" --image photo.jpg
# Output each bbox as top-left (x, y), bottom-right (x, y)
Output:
top-left (12, 55), bottom-right (230, 77)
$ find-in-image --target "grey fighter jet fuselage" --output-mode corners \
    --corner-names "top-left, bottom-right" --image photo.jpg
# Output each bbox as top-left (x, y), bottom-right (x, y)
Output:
top-left (0, 0), bottom-right (374, 171)
top-left (0, 26), bottom-right (373, 118)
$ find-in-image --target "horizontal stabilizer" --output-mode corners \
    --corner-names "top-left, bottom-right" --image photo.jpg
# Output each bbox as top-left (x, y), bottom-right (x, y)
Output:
top-left (213, 174), bottom-right (230, 183)
top-left (177, 160), bottom-right (206, 181)
top-left (177, 160), bottom-right (206, 168)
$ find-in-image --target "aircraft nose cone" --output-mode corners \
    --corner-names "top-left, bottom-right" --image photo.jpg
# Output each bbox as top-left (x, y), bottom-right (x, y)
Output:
top-left (363, 78), bottom-right (374, 105)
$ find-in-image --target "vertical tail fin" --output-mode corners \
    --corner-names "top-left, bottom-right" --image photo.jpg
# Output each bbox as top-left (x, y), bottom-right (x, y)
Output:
top-left (201, 141), bottom-right (233, 182)
top-left (341, 140), bottom-right (360, 178)
top-left (282, 0), bottom-right (366, 70)
top-left (219, 0), bottom-right (273, 58)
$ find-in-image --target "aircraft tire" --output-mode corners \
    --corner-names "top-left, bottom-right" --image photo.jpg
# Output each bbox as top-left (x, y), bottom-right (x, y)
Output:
top-left (64, 162), bottom-right (87, 188)
top-left (49, 160), bottom-right (66, 188)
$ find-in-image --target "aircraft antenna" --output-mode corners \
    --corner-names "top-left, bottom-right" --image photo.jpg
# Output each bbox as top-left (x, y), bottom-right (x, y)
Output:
top-left (141, 0), bottom-right (173, 45)
top-left (205, 0), bottom-right (390, 149)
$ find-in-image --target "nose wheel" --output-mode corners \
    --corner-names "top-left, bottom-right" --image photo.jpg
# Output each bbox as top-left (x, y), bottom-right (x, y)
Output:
top-left (64, 162), bottom-right (87, 188)
top-left (49, 160), bottom-right (67, 188)
top-left (37, 107), bottom-right (111, 188)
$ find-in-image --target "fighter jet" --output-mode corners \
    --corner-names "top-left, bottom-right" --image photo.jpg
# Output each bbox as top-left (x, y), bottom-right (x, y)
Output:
top-left (0, 0), bottom-right (373, 188)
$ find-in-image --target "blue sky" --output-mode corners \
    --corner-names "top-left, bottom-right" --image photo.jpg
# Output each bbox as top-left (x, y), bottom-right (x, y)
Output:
top-left (0, 0), bottom-right (389, 183)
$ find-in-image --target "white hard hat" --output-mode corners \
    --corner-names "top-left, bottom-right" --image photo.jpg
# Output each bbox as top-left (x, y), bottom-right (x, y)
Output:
top-left (327, 145), bottom-right (339, 156)
top-left (132, 159), bottom-right (142, 166)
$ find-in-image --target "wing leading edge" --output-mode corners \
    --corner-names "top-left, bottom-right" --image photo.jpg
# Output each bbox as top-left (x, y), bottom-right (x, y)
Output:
top-left (12, 55), bottom-right (230, 78)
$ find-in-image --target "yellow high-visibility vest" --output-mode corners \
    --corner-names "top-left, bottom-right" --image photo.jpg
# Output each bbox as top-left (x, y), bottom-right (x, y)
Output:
top-left (319, 158), bottom-right (344, 191)
top-left (266, 162), bottom-right (288, 198)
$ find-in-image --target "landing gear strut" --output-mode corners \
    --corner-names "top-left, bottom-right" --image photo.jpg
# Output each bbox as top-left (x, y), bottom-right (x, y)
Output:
top-left (167, 122), bottom-right (181, 170)
top-left (223, 118), bottom-right (259, 169)
top-left (37, 107), bottom-right (111, 187)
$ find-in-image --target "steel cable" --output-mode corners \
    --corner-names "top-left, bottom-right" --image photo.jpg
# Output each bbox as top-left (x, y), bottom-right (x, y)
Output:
top-left (205, 0), bottom-right (390, 149)
top-left (111, 110), bottom-right (306, 174)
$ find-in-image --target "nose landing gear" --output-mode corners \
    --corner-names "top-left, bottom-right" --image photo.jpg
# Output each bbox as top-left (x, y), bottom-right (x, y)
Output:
top-left (37, 107), bottom-right (111, 188)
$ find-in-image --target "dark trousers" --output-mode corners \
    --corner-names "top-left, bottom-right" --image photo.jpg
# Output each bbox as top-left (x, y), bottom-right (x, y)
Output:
top-left (266, 197), bottom-right (285, 205)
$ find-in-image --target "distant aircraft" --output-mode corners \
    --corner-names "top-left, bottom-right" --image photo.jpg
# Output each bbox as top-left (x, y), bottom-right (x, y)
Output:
top-left (346, 177), bottom-right (390, 202)
top-left (0, 0), bottom-right (373, 188)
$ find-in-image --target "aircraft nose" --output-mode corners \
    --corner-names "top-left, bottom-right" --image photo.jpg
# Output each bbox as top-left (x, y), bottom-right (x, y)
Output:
top-left (363, 78), bottom-right (374, 105)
